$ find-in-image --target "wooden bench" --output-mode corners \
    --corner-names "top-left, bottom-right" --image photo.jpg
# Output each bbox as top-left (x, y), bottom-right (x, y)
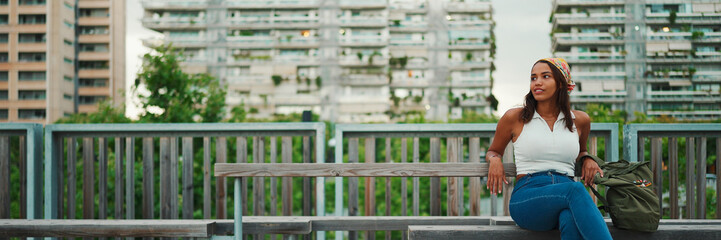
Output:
top-left (0, 219), bottom-right (216, 238)
top-left (407, 221), bottom-right (721, 240)
top-left (215, 162), bottom-right (517, 238)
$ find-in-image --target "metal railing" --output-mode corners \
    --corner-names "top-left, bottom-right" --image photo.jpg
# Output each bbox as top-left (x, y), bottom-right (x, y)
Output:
top-left (0, 123), bottom-right (42, 220)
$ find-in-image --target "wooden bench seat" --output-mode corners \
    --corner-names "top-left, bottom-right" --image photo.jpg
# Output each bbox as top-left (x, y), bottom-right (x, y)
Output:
top-left (408, 221), bottom-right (721, 240)
top-left (0, 219), bottom-right (216, 238)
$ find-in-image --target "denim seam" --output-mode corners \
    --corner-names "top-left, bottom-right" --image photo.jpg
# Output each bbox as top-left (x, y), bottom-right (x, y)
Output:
top-left (509, 194), bottom-right (565, 206)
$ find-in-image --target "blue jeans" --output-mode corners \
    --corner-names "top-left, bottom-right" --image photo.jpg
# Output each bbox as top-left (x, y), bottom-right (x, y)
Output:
top-left (509, 171), bottom-right (612, 240)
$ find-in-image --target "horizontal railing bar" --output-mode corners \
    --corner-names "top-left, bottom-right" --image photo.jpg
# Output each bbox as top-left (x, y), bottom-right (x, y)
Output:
top-left (46, 123), bottom-right (325, 132)
top-left (214, 216), bottom-right (494, 232)
top-left (53, 130), bottom-right (317, 138)
top-left (343, 132), bottom-right (497, 138)
top-left (215, 163), bottom-right (517, 177)
top-left (0, 130), bottom-right (27, 136)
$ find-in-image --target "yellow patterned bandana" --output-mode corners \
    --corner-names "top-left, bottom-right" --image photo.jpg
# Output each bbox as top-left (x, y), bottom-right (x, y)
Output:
top-left (538, 58), bottom-right (575, 94)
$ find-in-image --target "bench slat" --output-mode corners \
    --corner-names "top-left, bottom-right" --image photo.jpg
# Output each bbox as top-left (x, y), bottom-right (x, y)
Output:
top-left (0, 220), bottom-right (215, 238)
top-left (215, 163), bottom-right (517, 177)
top-left (408, 225), bottom-right (721, 240)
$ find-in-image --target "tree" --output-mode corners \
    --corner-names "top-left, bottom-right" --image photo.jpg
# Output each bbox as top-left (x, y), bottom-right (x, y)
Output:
top-left (134, 44), bottom-right (226, 123)
top-left (55, 100), bottom-right (131, 124)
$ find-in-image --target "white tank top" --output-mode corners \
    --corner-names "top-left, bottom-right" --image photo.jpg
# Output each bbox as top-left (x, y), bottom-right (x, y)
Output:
top-left (512, 110), bottom-right (579, 176)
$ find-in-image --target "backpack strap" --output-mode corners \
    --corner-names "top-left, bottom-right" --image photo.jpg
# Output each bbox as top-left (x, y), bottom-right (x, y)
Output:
top-left (590, 186), bottom-right (610, 214)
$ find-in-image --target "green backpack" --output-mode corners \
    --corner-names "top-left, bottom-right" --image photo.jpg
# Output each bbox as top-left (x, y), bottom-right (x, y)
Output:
top-left (580, 154), bottom-right (661, 232)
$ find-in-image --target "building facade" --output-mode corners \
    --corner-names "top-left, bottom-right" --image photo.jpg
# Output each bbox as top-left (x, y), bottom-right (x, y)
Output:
top-left (551, 0), bottom-right (721, 121)
top-left (0, 0), bottom-right (125, 124)
top-left (142, 0), bottom-right (495, 123)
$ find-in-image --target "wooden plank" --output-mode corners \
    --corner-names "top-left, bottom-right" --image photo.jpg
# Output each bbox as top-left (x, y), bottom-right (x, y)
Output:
top-left (216, 137), bottom-right (228, 219)
top-left (214, 217), bottom-right (312, 235)
top-left (83, 138), bottom-right (95, 219)
top-left (413, 138), bottom-right (419, 217)
top-left (717, 138), bottom-right (721, 219)
top-left (302, 136), bottom-right (311, 216)
top-left (429, 137), bottom-right (440, 216)
top-left (365, 137), bottom-right (376, 240)
top-left (348, 138), bottom-right (359, 240)
top-left (468, 138), bottom-right (480, 216)
top-left (69, 138), bottom-right (77, 219)
top-left (686, 137), bottom-right (695, 219)
top-left (0, 220), bottom-right (216, 238)
top-left (282, 137), bottom-right (293, 216)
top-left (19, 136), bottom-right (27, 219)
top-left (217, 163), bottom-right (518, 177)
top-left (458, 137), bottom-right (464, 215)
top-left (99, 138), bottom-right (108, 220)
top-left (669, 138), bottom-right (679, 219)
top-left (142, 137), bottom-right (154, 219)
top-left (170, 137), bottom-right (179, 220)
top-left (269, 137), bottom-right (278, 217)
top-left (0, 137), bottom-right (8, 219)
top-left (307, 216), bottom-right (492, 231)
top-left (237, 137), bottom-right (248, 216)
top-left (115, 138), bottom-right (124, 220)
top-left (203, 137), bottom-right (211, 219)
top-left (447, 138), bottom-right (459, 216)
top-left (253, 137), bottom-right (266, 217)
top-left (160, 138), bottom-right (172, 219)
top-left (401, 138), bottom-right (408, 216)
top-left (696, 138), bottom-right (706, 219)
top-left (125, 138), bottom-right (135, 220)
top-left (385, 138), bottom-right (392, 240)
top-left (502, 144), bottom-right (514, 216)
top-left (652, 138), bottom-right (663, 210)
top-left (182, 137), bottom-right (193, 219)
top-left (408, 224), bottom-right (721, 240)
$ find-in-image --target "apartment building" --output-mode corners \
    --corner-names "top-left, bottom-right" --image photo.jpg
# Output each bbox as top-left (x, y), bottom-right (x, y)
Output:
top-left (551, 0), bottom-right (721, 121)
top-left (0, 0), bottom-right (125, 124)
top-left (142, 0), bottom-right (495, 123)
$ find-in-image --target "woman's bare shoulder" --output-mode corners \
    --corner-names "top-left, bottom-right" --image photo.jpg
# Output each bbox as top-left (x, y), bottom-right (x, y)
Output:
top-left (572, 110), bottom-right (591, 125)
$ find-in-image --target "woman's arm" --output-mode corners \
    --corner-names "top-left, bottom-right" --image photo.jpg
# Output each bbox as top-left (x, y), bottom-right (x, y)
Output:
top-left (486, 109), bottom-right (518, 193)
top-left (574, 110), bottom-right (603, 186)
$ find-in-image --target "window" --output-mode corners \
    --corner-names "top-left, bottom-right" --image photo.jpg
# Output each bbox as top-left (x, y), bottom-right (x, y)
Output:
top-left (18, 90), bottom-right (45, 100)
top-left (0, 90), bottom-right (7, 100)
top-left (0, 34), bottom-right (7, 43)
top-left (0, 109), bottom-right (7, 119)
top-left (63, 58), bottom-right (72, 64)
top-left (0, 53), bottom-right (7, 62)
top-left (79, 78), bottom-right (108, 87)
top-left (18, 52), bottom-right (45, 62)
top-left (0, 0), bottom-right (7, 5)
top-left (19, 0), bottom-right (46, 5)
top-left (79, 26), bottom-right (109, 35)
top-left (79, 8), bottom-right (109, 17)
top-left (18, 33), bottom-right (46, 43)
top-left (0, 15), bottom-right (7, 25)
top-left (19, 14), bottom-right (46, 24)
top-left (18, 109), bottom-right (45, 119)
top-left (64, 39), bottom-right (72, 46)
top-left (63, 94), bottom-right (72, 100)
top-left (18, 71), bottom-right (45, 81)
top-left (79, 95), bottom-right (106, 105)
top-left (64, 76), bottom-right (72, 82)
top-left (63, 20), bottom-right (72, 28)
top-left (79, 61), bottom-right (109, 69)
top-left (63, 2), bottom-right (72, 9)
top-left (0, 72), bottom-right (7, 81)
top-left (79, 44), bottom-right (109, 52)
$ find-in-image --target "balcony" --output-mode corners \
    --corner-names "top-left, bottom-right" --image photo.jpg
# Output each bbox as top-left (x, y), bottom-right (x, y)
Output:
top-left (338, 0), bottom-right (386, 9)
top-left (554, 51), bottom-right (625, 64)
top-left (275, 37), bottom-right (320, 49)
top-left (552, 13), bottom-right (625, 25)
top-left (273, 94), bottom-right (321, 106)
top-left (226, 36), bottom-right (274, 48)
top-left (552, 32), bottom-right (624, 49)
top-left (445, 1), bottom-right (491, 13)
top-left (448, 39), bottom-right (491, 50)
top-left (224, 0), bottom-right (320, 9)
top-left (390, 77), bottom-right (430, 88)
top-left (274, 55), bottom-right (319, 65)
top-left (339, 56), bottom-right (388, 67)
top-left (647, 32), bottom-right (721, 43)
top-left (553, 0), bottom-right (624, 10)
top-left (142, 18), bottom-right (207, 30)
top-left (451, 76), bottom-right (491, 88)
top-left (646, 12), bottom-right (721, 25)
top-left (449, 61), bottom-right (492, 71)
top-left (141, 0), bottom-right (209, 10)
top-left (340, 17), bottom-right (387, 28)
top-left (340, 74), bottom-right (388, 86)
top-left (389, 0), bottom-right (427, 13)
top-left (146, 37), bottom-right (207, 48)
top-left (389, 22), bottom-right (428, 32)
top-left (339, 36), bottom-right (388, 47)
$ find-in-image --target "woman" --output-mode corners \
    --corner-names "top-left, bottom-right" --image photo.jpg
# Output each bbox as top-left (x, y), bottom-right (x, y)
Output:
top-left (486, 58), bottom-right (612, 239)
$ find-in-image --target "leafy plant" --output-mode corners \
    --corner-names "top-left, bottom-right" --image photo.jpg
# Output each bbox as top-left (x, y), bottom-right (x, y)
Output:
top-left (272, 75), bottom-right (283, 86)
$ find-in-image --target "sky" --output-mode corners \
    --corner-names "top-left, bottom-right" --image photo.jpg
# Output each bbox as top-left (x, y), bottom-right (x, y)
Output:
top-left (124, 0), bottom-right (552, 119)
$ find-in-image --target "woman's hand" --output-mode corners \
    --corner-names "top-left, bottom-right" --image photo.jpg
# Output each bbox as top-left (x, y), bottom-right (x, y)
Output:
top-left (581, 157), bottom-right (603, 186)
top-left (486, 157), bottom-right (508, 194)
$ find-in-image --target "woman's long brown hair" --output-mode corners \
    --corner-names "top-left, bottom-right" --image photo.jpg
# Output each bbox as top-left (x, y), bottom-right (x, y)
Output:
top-left (520, 60), bottom-right (574, 132)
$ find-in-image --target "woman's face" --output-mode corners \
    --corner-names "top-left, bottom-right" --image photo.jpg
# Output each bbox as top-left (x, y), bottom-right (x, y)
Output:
top-left (530, 62), bottom-right (558, 102)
